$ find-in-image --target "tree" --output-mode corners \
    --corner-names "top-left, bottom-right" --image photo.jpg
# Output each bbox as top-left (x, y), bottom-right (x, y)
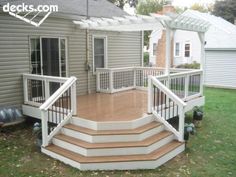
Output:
top-left (213, 0), bottom-right (236, 24)
top-left (108, 0), bottom-right (126, 9)
top-left (136, 0), bottom-right (165, 46)
top-left (136, 0), bottom-right (165, 15)
top-left (108, 0), bottom-right (138, 9)
top-left (190, 3), bottom-right (212, 13)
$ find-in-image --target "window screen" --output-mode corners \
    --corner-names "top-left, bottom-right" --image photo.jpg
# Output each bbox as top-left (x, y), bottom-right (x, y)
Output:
top-left (94, 38), bottom-right (105, 71)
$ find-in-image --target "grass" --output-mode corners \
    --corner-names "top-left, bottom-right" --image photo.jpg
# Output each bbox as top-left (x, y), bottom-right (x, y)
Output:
top-left (0, 87), bottom-right (236, 177)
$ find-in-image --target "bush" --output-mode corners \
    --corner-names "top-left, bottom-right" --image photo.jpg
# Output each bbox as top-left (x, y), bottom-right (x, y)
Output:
top-left (176, 61), bottom-right (200, 69)
top-left (143, 52), bottom-right (149, 66)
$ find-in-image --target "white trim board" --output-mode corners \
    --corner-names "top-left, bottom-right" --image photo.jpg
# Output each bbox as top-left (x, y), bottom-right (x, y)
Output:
top-left (71, 114), bottom-right (154, 130)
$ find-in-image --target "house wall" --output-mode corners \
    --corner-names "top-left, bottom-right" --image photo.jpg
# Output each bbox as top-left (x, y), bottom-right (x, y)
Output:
top-left (205, 50), bottom-right (236, 89)
top-left (149, 30), bottom-right (162, 65)
top-left (149, 29), bottom-right (201, 67)
top-left (0, 12), bottom-right (142, 107)
top-left (173, 30), bottom-right (201, 66)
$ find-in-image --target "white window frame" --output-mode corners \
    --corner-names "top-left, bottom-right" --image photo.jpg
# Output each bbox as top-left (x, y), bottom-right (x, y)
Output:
top-left (184, 42), bottom-right (191, 58)
top-left (29, 36), bottom-right (68, 77)
top-left (174, 42), bottom-right (181, 57)
top-left (92, 35), bottom-right (108, 73)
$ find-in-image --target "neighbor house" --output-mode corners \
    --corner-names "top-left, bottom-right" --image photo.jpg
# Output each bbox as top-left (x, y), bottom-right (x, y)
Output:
top-left (150, 9), bottom-right (236, 89)
top-left (0, 0), bottom-right (209, 171)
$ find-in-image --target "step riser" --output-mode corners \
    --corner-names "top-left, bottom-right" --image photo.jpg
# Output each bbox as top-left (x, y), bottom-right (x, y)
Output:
top-left (61, 125), bottom-right (165, 143)
top-left (71, 115), bottom-right (154, 131)
top-left (52, 134), bottom-right (174, 156)
top-left (42, 144), bottom-right (185, 170)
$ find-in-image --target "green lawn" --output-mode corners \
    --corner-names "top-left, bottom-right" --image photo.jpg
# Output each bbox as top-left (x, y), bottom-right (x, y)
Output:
top-left (0, 87), bottom-right (236, 177)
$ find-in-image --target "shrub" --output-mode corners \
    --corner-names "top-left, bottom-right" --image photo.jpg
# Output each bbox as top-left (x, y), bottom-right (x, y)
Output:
top-left (176, 61), bottom-right (200, 69)
top-left (143, 52), bottom-right (149, 66)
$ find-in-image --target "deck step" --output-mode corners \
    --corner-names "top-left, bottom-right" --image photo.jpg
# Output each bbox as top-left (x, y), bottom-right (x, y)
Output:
top-left (61, 121), bottom-right (164, 143)
top-left (63, 121), bottom-right (161, 136)
top-left (44, 141), bottom-right (184, 164)
top-left (54, 131), bottom-right (172, 149)
top-left (52, 130), bottom-right (174, 156)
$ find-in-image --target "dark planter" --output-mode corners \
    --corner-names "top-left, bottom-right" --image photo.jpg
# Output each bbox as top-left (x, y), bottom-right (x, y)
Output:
top-left (193, 110), bottom-right (203, 121)
top-left (184, 132), bottom-right (189, 141)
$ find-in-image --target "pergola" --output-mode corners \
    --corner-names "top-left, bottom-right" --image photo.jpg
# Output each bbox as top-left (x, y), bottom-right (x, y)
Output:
top-left (73, 13), bottom-right (210, 75)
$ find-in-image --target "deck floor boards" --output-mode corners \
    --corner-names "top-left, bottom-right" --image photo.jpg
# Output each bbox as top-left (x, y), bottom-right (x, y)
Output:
top-left (76, 90), bottom-right (147, 122)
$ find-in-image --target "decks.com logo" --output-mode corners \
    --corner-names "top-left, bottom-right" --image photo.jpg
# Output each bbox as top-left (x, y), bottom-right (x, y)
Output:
top-left (2, 3), bottom-right (58, 27)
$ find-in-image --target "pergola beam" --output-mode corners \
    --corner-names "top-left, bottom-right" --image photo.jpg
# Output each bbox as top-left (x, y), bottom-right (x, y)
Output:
top-left (73, 13), bottom-right (210, 32)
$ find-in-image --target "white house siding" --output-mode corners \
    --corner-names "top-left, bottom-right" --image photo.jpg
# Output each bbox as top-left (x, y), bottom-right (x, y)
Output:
top-left (205, 50), bottom-right (236, 89)
top-left (149, 30), bottom-right (162, 65)
top-left (0, 12), bottom-right (142, 107)
top-left (173, 30), bottom-right (201, 66)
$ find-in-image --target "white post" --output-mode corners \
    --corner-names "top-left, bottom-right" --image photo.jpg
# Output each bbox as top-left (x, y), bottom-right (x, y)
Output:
top-left (141, 31), bottom-right (144, 67)
top-left (96, 72), bottom-right (100, 92)
top-left (71, 83), bottom-right (77, 115)
top-left (133, 67), bottom-right (136, 88)
top-left (178, 106), bottom-right (185, 142)
top-left (199, 71), bottom-right (203, 96)
top-left (41, 110), bottom-right (48, 147)
top-left (147, 76), bottom-right (153, 114)
top-left (198, 32), bottom-right (205, 95)
top-left (184, 74), bottom-right (190, 99)
top-left (44, 79), bottom-right (50, 99)
top-left (23, 75), bottom-right (28, 103)
top-left (109, 70), bottom-right (114, 93)
top-left (165, 28), bottom-right (173, 88)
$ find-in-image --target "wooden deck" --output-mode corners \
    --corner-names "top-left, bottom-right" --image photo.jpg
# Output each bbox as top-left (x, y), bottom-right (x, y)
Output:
top-left (76, 90), bottom-right (147, 122)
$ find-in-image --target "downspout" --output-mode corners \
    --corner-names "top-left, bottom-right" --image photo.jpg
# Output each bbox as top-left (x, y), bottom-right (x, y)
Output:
top-left (86, 0), bottom-right (91, 94)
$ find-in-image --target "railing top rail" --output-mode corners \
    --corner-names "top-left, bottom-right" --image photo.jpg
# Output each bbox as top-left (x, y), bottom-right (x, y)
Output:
top-left (170, 68), bottom-right (198, 72)
top-left (96, 67), bottom-right (135, 72)
top-left (135, 66), bottom-right (165, 70)
top-left (150, 76), bottom-right (187, 107)
top-left (169, 69), bottom-right (203, 77)
top-left (39, 76), bottom-right (77, 111)
top-left (23, 73), bottom-right (69, 83)
top-left (96, 66), bottom-right (167, 73)
top-left (156, 69), bottom-right (203, 80)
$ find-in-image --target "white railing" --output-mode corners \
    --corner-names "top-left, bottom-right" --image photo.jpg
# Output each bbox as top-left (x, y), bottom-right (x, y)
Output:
top-left (23, 74), bottom-right (77, 147)
top-left (147, 69), bottom-right (203, 142)
top-left (156, 69), bottom-right (203, 101)
top-left (148, 76), bottom-right (187, 142)
top-left (96, 67), bottom-right (165, 93)
top-left (23, 74), bottom-right (68, 107)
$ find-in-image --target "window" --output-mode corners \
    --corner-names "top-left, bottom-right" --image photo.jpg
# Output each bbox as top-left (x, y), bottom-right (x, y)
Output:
top-left (30, 37), bottom-right (67, 77)
top-left (174, 42), bottom-right (180, 57)
top-left (184, 43), bottom-right (191, 57)
top-left (153, 43), bottom-right (157, 56)
top-left (93, 36), bottom-right (107, 72)
top-left (30, 38), bottom-right (41, 74)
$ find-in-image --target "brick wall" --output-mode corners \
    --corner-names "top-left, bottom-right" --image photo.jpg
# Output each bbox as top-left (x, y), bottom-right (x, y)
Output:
top-left (155, 5), bottom-right (175, 67)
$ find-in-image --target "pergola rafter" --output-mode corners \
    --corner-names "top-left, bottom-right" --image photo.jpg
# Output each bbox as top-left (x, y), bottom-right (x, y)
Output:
top-left (73, 13), bottom-right (210, 33)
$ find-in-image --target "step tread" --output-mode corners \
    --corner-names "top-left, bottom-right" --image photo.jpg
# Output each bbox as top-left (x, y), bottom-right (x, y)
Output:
top-left (54, 131), bottom-right (173, 149)
top-left (45, 141), bottom-right (184, 163)
top-left (63, 121), bottom-right (162, 135)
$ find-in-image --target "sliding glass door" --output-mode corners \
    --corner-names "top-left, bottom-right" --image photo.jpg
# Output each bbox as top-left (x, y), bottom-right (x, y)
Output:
top-left (30, 37), bottom-right (67, 97)
top-left (41, 38), bottom-right (60, 76)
